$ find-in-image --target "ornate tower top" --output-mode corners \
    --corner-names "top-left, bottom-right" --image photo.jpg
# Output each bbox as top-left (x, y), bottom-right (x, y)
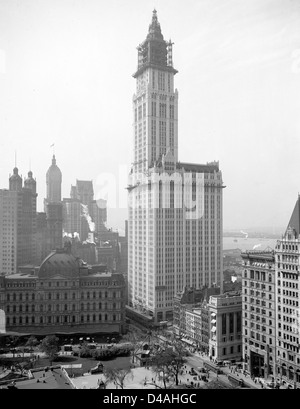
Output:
top-left (9, 167), bottom-right (22, 191)
top-left (46, 154), bottom-right (62, 203)
top-left (24, 170), bottom-right (37, 194)
top-left (133, 10), bottom-right (177, 78)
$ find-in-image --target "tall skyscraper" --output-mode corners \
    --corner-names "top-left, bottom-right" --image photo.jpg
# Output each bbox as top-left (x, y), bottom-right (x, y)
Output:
top-left (63, 180), bottom-right (107, 241)
top-left (44, 155), bottom-right (63, 252)
top-left (0, 167), bottom-right (37, 274)
top-left (275, 196), bottom-right (300, 388)
top-left (46, 154), bottom-right (62, 203)
top-left (128, 11), bottom-right (224, 323)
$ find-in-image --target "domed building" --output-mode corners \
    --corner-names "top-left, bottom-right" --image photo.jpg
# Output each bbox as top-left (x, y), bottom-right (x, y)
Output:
top-left (0, 244), bottom-right (126, 335)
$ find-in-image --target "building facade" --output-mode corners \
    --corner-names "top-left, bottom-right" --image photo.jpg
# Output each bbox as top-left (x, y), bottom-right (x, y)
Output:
top-left (208, 293), bottom-right (242, 362)
top-left (63, 180), bottom-right (107, 242)
top-left (0, 245), bottom-right (126, 335)
top-left (0, 168), bottom-right (37, 275)
top-left (241, 250), bottom-right (276, 379)
top-left (275, 196), bottom-right (300, 388)
top-left (128, 10), bottom-right (224, 324)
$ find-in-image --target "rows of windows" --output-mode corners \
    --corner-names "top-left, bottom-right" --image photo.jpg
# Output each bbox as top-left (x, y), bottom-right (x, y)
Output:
top-left (6, 313), bottom-right (121, 325)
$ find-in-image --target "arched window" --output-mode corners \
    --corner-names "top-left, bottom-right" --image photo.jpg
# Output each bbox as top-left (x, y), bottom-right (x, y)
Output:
top-left (105, 314), bottom-right (108, 321)
top-left (56, 293), bottom-right (60, 300)
top-left (13, 317), bottom-right (16, 324)
top-left (19, 293), bottom-right (23, 301)
top-left (87, 314), bottom-right (90, 322)
top-left (25, 305), bottom-right (29, 312)
top-left (81, 315), bottom-right (84, 323)
top-left (31, 316), bottom-right (35, 324)
top-left (19, 317), bottom-right (22, 324)
top-left (25, 293), bottom-right (29, 301)
top-left (64, 304), bottom-right (68, 311)
top-left (25, 316), bottom-right (29, 324)
top-left (93, 314), bottom-right (96, 322)
top-left (64, 316), bottom-right (68, 323)
top-left (99, 314), bottom-right (102, 321)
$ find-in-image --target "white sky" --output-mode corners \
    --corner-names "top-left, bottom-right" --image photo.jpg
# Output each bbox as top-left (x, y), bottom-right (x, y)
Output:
top-left (0, 0), bottom-right (300, 234)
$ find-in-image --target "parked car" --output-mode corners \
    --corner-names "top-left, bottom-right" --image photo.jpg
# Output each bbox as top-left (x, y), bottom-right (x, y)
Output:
top-left (90, 362), bottom-right (104, 374)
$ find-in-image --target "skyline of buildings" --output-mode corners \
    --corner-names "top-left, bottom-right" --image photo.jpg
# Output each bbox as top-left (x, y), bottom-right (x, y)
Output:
top-left (0, 6), bottom-right (299, 390)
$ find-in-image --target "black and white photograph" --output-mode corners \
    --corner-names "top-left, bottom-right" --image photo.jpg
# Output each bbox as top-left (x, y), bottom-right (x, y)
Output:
top-left (0, 0), bottom-right (300, 392)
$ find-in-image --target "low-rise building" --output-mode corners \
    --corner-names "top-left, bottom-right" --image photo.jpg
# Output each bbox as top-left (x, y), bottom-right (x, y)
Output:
top-left (208, 292), bottom-right (242, 362)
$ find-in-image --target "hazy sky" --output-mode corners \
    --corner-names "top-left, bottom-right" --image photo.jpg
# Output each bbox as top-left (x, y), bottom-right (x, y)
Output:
top-left (0, 0), bottom-right (299, 234)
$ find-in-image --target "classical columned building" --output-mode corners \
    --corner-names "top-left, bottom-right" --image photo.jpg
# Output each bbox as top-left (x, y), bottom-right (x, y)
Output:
top-left (128, 10), bottom-right (224, 324)
top-left (208, 293), bottom-right (242, 362)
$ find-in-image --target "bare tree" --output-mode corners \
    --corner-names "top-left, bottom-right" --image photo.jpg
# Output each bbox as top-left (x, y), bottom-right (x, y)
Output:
top-left (149, 340), bottom-right (188, 388)
top-left (103, 367), bottom-right (133, 389)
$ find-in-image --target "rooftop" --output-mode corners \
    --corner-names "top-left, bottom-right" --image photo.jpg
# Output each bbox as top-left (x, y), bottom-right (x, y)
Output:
top-left (2, 366), bottom-right (73, 389)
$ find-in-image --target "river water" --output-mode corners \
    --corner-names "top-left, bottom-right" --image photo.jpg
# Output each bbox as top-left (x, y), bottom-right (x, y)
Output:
top-left (223, 237), bottom-right (278, 252)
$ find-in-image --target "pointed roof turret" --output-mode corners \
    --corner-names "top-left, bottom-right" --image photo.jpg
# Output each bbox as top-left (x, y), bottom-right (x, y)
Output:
top-left (147, 9), bottom-right (164, 41)
top-left (285, 195), bottom-right (300, 238)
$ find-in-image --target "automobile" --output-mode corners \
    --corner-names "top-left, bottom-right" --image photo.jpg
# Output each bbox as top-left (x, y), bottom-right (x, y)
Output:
top-left (90, 362), bottom-right (104, 374)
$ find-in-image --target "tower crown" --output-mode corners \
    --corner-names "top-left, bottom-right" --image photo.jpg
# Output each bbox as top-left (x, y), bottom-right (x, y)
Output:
top-left (9, 167), bottom-right (22, 191)
top-left (133, 10), bottom-right (177, 78)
